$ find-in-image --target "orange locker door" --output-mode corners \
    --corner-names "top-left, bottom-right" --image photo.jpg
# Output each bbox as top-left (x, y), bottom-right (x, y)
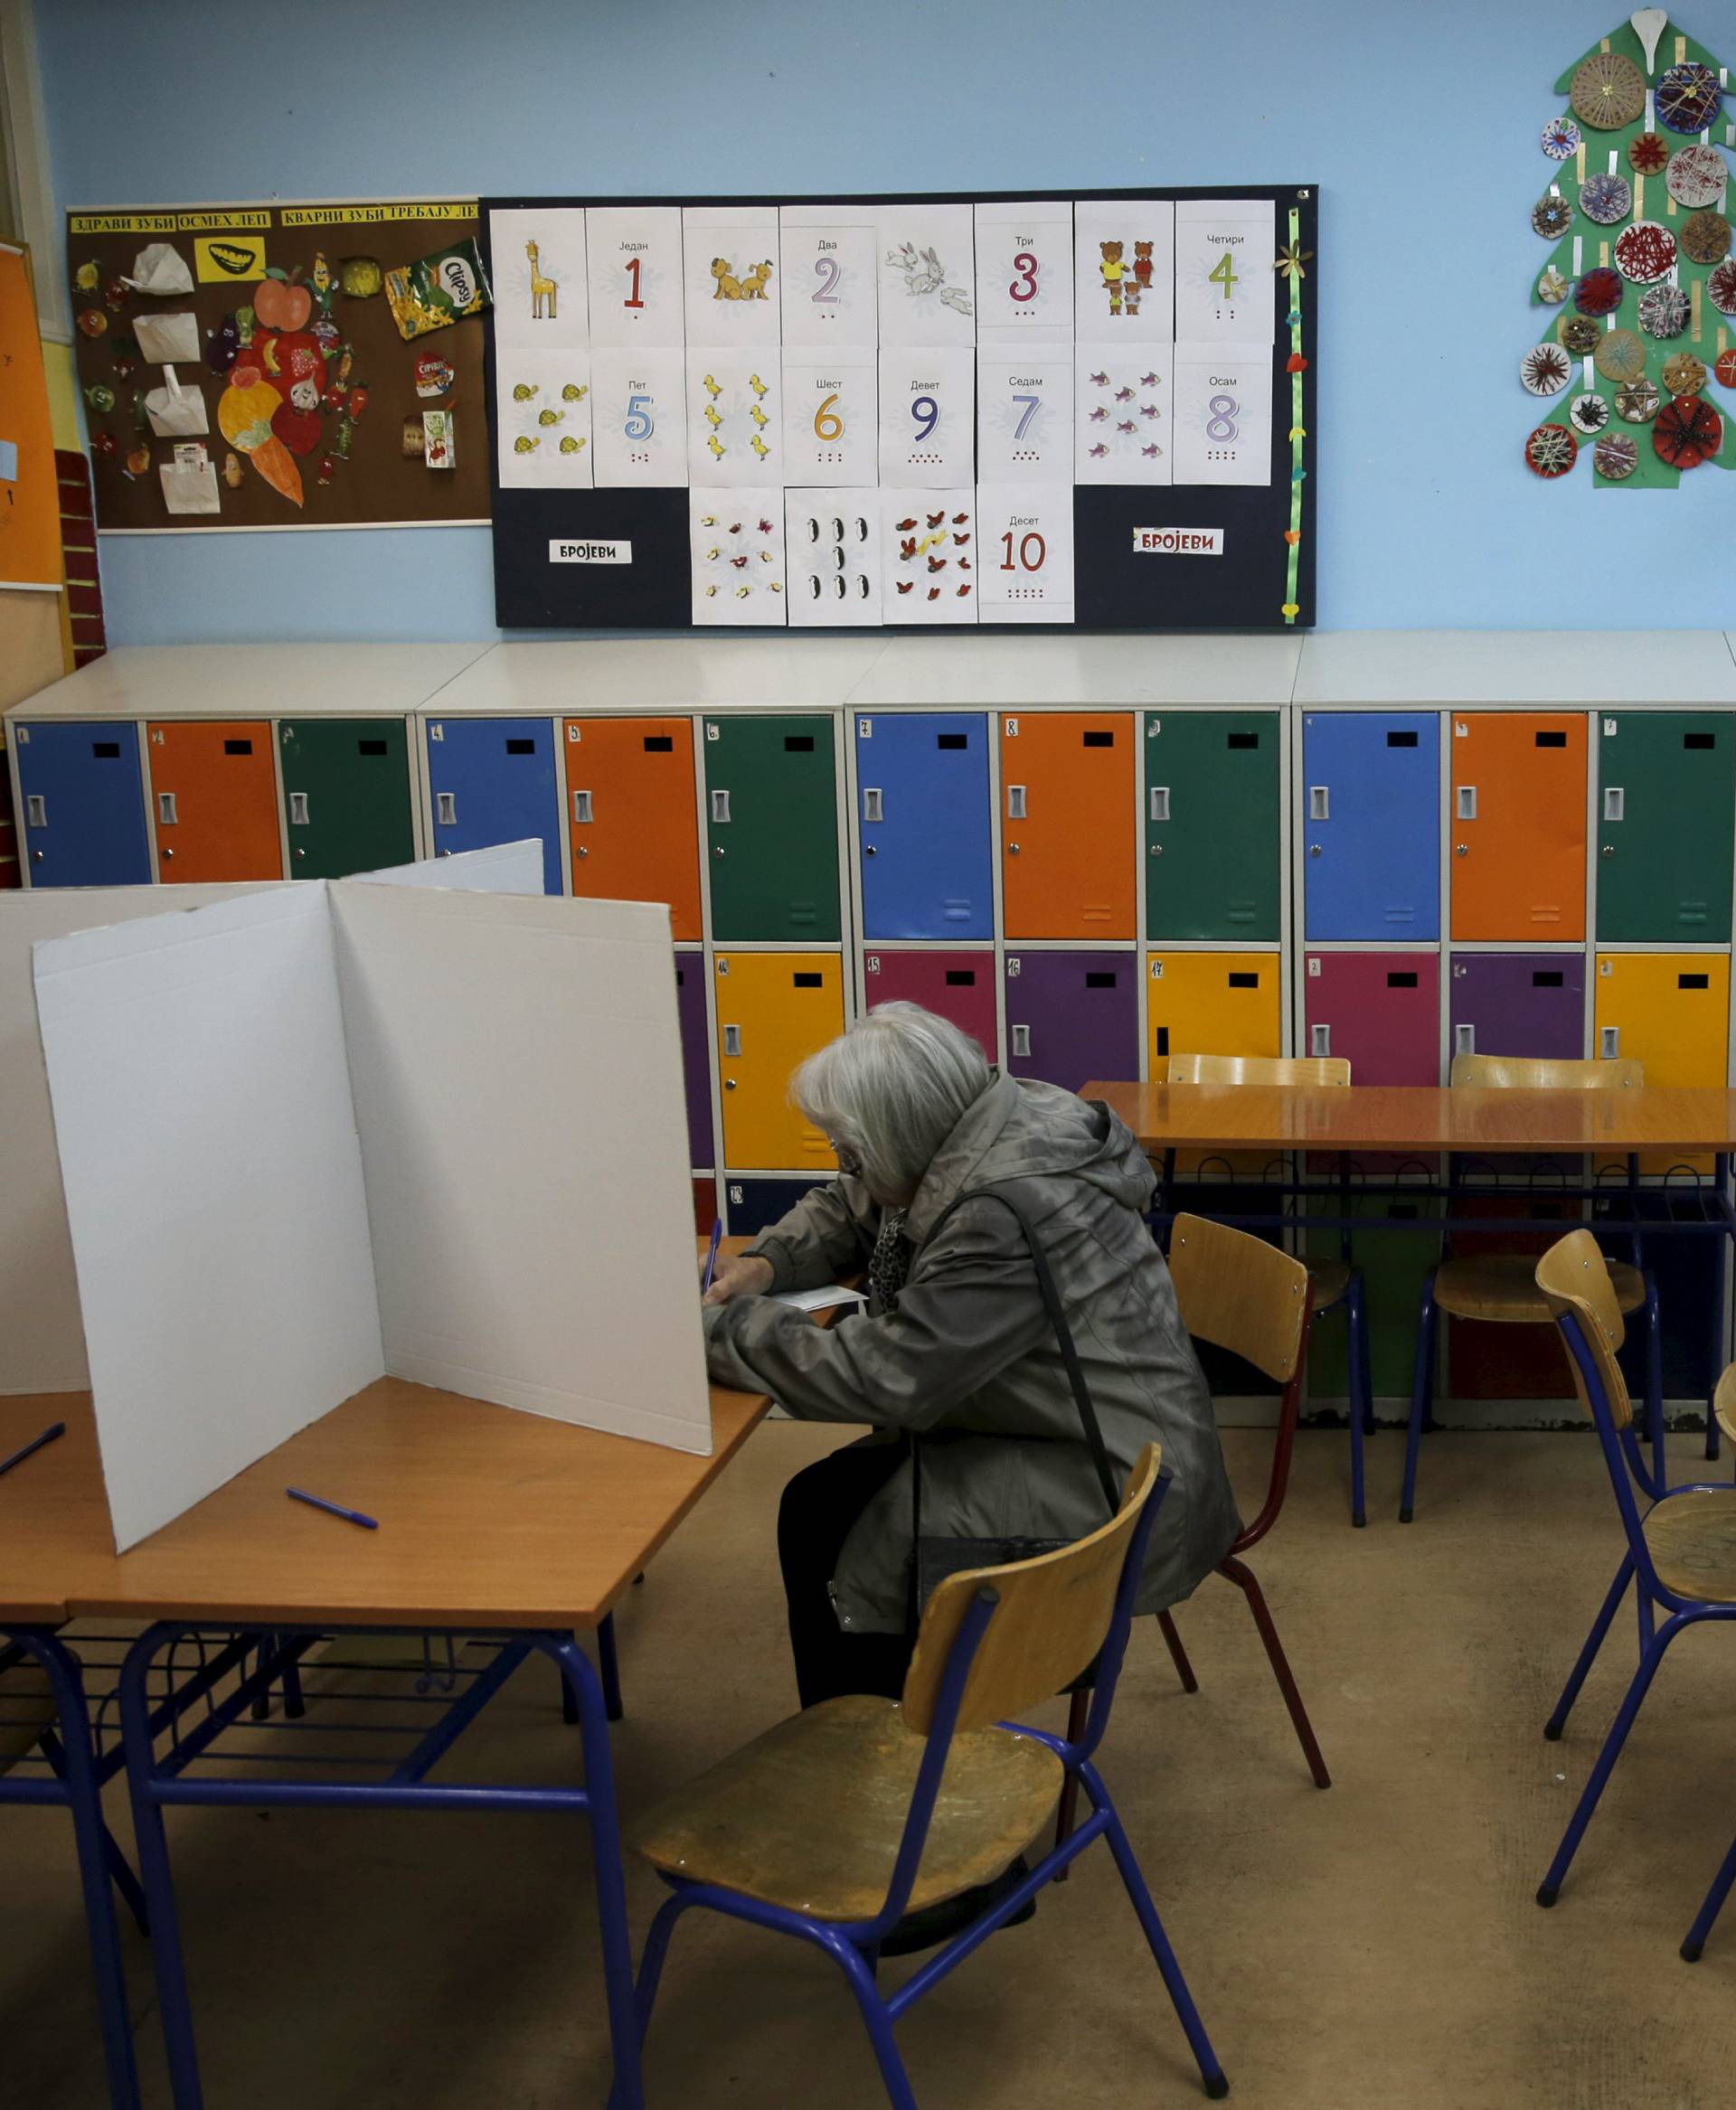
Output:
top-left (147, 721), bottom-right (282, 882)
top-left (1000, 712), bottom-right (1136, 939)
top-left (1449, 712), bottom-right (1586, 941)
top-left (714, 952), bottom-right (845, 1171)
top-left (562, 717), bottom-right (701, 939)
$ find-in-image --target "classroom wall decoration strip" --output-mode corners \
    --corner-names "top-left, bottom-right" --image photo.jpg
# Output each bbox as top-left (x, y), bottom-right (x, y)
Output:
top-left (1525, 15), bottom-right (1733, 486)
top-left (479, 189), bottom-right (1318, 631)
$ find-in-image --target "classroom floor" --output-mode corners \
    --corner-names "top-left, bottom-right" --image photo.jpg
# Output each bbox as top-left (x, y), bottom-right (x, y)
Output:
top-left (9, 1419), bottom-right (1736, 2109)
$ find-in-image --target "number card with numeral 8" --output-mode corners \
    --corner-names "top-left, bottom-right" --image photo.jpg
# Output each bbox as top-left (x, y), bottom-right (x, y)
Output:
top-left (484, 185), bottom-right (1316, 632)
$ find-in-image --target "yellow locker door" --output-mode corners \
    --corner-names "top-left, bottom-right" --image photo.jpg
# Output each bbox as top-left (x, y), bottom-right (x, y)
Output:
top-left (1594, 953), bottom-right (1730, 1173)
top-left (1146, 952), bottom-right (1283, 1073)
top-left (715, 952), bottom-right (845, 1171)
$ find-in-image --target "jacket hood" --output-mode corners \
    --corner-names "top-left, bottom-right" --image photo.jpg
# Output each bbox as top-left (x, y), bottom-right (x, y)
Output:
top-left (905, 1071), bottom-right (1156, 1243)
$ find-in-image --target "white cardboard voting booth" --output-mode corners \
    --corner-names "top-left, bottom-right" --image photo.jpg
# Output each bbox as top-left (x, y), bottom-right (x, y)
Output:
top-left (10, 843), bottom-right (710, 1550)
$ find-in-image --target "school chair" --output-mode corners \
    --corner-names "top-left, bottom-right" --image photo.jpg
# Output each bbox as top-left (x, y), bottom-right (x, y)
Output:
top-left (1674, 1366), bottom-right (1736, 1962)
top-left (618, 1446), bottom-right (1231, 2106)
top-left (1401, 1054), bottom-right (1662, 1524)
top-left (1532, 1231), bottom-right (1736, 1923)
top-left (1167, 1051), bottom-right (1374, 1525)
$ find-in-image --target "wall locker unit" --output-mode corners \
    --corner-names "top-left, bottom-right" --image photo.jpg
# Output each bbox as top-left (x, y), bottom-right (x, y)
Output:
top-left (1448, 712), bottom-right (1586, 943)
top-left (862, 948), bottom-right (998, 1059)
top-left (1146, 951), bottom-right (1282, 1072)
top-left (692, 1176), bottom-right (718, 1237)
top-left (1594, 951), bottom-right (1731, 1176)
top-left (1005, 950), bottom-right (1139, 1097)
top-left (1145, 712), bottom-right (1281, 941)
top-left (722, 1177), bottom-right (835, 1237)
top-left (564, 716), bottom-right (703, 940)
top-left (278, 719), bottom-right (416, 879)
top-left (1301, 713), bottom-right (1439, 943)
top-left (854, 713), bottom-right (993, 941)
top-left (146, 721), bottom-right (282, 882)
top-left (704, 714), bottom-right (843, 944)
top-left (425, 716), bottom-right (563, 895)
top-left (1448, 955), bottom-right (1585, 1063)
top-left (1302, 952), bottom-right (1439, 1083)
top-left (714, 951), bottom-right (846, 1171)
top-left (12, 721), bottom-right (152, 887)
top-left (1596, 712), bottom-right (1736, 945)
top-left (1000, 712), bottom-right (1136, 940)
top-left (674, 954), bottom-right (714, 1170)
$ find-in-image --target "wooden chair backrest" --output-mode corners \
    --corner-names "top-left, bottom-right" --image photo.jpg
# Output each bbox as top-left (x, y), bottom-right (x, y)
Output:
top-left (1450, 1053), bottom-right (1645, 1091)
top-left (1167, 1051), bottom-right (1352, 1088)
top-left (1535, 1229), bottom-right (1633, 1431)
top-left (901, 1445), bottom-right (1162, 1736)
top-left (1166, 1211), bottom-right (1310, 1385)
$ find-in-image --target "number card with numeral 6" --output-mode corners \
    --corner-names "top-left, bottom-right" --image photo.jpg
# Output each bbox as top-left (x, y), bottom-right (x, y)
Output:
top-left (484, 185), bottom-right (1316, 632)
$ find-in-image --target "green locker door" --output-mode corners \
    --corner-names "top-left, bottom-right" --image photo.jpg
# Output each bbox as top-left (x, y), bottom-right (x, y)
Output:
top-left (278, 719), bottom-right (416, 879)
top-left (1597, 712), bottom-right (1736, 943)
top-left (703, 714), bottom-right (841, 942)
top-left (1145, 711), bottom-right (1281, 940)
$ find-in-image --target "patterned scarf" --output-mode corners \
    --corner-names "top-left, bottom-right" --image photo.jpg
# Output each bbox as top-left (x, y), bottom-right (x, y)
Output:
top-left (867, 1206), bottom-right (911, 1317)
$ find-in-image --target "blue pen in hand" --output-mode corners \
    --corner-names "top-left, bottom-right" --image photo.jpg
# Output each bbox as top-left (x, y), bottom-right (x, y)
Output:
top-left (702, 1219), bottom-right (724, 1296)
top-left (0, 1421), bottom-right (66, 1479)
top-left (287, 1486), bottom-right (379, 1531)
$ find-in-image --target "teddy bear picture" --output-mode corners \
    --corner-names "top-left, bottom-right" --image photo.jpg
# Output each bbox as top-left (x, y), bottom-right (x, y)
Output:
top-left (1099, 240), bottom-right (1143, 317)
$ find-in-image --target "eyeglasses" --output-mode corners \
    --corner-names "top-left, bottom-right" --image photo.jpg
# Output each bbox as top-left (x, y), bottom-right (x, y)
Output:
top-left (829, 1141), bottom-right (863, 1179)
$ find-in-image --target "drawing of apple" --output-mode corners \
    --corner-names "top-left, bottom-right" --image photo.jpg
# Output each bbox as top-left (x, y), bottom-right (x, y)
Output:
top-left (255, 267), bottom-right (313, 332)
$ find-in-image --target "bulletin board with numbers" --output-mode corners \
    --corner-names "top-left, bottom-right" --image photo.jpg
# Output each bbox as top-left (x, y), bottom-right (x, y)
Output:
top-left (481, 187), bottom-right (1316, 632)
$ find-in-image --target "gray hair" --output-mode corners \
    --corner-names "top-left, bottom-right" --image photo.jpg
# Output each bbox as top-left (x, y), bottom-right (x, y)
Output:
top-left (792, 1002), bottom-right (992, 1201)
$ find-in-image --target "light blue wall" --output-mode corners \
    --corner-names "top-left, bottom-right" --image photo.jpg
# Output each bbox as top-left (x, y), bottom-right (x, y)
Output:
top-left (34, 0), bottom-right (1736, 641)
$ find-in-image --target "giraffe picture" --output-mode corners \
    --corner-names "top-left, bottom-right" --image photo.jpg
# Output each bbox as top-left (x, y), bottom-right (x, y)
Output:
top-left (527, 240), bottom-right (558, 319)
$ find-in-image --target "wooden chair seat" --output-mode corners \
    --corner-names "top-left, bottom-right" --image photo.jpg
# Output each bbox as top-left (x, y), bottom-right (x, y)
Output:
top-left (1645, 1489), bottom-right (1736, 1604)
top-left (1712, 1362), bottom-right (1736, 1449)
top-left (1434, 1252), bottom-right (1645, 1324)
top-left (0, 1667), bottom-right (56, 1774)
top-left (631, 1691), bottom-right (1062, 1919)
top-left (1307, 1258), bottom-right (1351, 1312)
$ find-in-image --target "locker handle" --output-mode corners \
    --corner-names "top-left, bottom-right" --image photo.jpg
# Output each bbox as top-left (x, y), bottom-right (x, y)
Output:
top-left (712, 789), bottom-right (731, 824)
top-left (1007, 785), bottom-right (1026, 820)
top-left (24, 795), bottom-right (46, 828)
top-left (288, 792), bottom-right (310, 826)
top-left (1599, 1028), bottom-right (1619, 1058)
top-left (722, 1025), bottom-right (742, 1057)
top-left (1148, 787), bottom-right (1170, 824)
top-left (436, 792), bottom-right (457, 826)
top-left (1011, 1024), bottom-right (1032, 1058)
top-left (1456, 786), bottom-right (1477, 821)
top-left (1454, 1023), bottom-right (1475, 1055)
top-left (572, 789), bottom-right (594, 824)
top-left (157, 792), bottom-right (178, 826)
top-left (863, 787), bottom-right (883, 823)
top-left (1307, 787), bottom-right (1328, 821)
top-left (1603, 787), bottom-right (1625, 823)
top-left (1310, 1024), bottom-right (1331, 1057)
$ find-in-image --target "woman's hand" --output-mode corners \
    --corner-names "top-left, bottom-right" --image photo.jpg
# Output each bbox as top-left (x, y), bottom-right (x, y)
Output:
top-left (704, 1253), bottom-right (775, 1307)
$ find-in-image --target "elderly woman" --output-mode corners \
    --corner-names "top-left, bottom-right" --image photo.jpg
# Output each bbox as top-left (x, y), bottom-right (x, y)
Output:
top-left (704, 1002), bottom-right (1240, 1716)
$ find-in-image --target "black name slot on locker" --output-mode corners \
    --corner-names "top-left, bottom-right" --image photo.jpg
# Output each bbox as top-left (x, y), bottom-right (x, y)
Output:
top-left (505, 739), bottom-right (536, 755)
top-left (223, 739), bottom-right (252, 756)
top-left (945, 970), bottom-right (976, 986)
top-left (1387, 972), bottom-right (1419, 987)
top-left (1680, 974), bottom-right (1710, 989)
top-left (1533, 971), bottom-right (1564, 986)
top-left (1534, 731), bottom-right (1567, 748)
top-left (1226, 732), bottom-right (1259, 750)
top-left (357, 739), bottom-right (389, 756)
top-left (1154, 1027), bottom-right (1170, 1056)
top-left (1685, 732), bottom-right (1716, 749)
top-left (643, 735), bottom-right (674, 751)
top-left (1082, 731), bottom-right (1114, 748)
top-left (1227, 973), bottom-right (1260, 987)
top-left (936, 734), bottom-right (967, 749)
top-left (792, 972), bottom-right (823, 988)
top-left (91, 741), bottom-right (120, 758)
top-left (784, 736), bottom-right (815, 753)
top-left (1085, 971), bottom-right (1118, 987)
top-left (1385, 730), bottom-right (1418, 748)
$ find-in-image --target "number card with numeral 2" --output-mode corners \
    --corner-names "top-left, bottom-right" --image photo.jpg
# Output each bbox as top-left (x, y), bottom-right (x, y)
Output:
top-left (483, 185), bottom-right (1316, 632)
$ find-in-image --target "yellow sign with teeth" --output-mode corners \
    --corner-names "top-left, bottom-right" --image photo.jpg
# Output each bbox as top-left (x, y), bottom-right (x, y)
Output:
top-left (194, 235), bottom-right (268, 282)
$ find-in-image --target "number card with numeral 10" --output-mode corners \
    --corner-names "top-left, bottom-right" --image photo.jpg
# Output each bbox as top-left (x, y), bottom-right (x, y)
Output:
top-left (482, 185), bottom-right (1316, 632)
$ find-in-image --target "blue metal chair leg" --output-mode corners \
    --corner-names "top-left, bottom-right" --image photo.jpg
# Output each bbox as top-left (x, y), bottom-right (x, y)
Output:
top-left (1643, 1275), bottom-right (1665, 1493)
top-left (1346, 1274), bottom-right (1370, 1529)
top-left (1543, 1553), bottom-right (1635, 1741)
top-left (40, 1728), bottom-right (150, 1936)
top-left (1683, 1827), bottom-right (1736, 1961)
top-left (606, 1890), bottom-right (691, 2110)
top-left (1400, 1276), bottom-right (1438, 1525)
top-left (835, 1935), bottom-right (920, 2110)
top-left (119, 1631), bottom-right (204, 2109)
top-left (1537, 1624), bottom-right (1676, 1907)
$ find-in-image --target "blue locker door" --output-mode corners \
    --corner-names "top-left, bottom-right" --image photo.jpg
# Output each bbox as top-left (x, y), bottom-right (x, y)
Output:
top-left (426, 719), bottom-right (561, 894)
top-left (856, 712), bottom-right (992, 939)
top-left (1303, 713), bottom-right (1439, 941)
top-left (14, 721), bottom-right (152, 887)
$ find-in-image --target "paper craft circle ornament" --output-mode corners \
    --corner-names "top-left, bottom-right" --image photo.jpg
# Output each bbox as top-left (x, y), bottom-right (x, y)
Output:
top-left (1614, 221), bottom-right (1677, 283)
top-left (1559, 313), bottom-right (1602, 354)
top-left (1596, 328), bottom-right (1648, 381)
top-left (1574, 266), bottom-right (1624, 315)
top-left (1580, 172), bottom-right (1633, 225)
top-left (1538, 266), bottom-right (1571, 304)
top-left (1681, 211), bottom-right (1732, 267)
top-left (1543, 118), bottom-right (1582, 161)
top-left (1525, 422), bottom-right (1579, 476)
top-left (1629, 132), bottom-right (1671, 174)
top-left (1595, 433), bottom-right (1639, 479)
top-left (1571, 51), bottom-right (1646, 130)
top-left (1570, 391), bottom-right (1611, 434)
top-left (1663, 352), bottom-right (1708, 395)
top-left (1533, 193), bottom-right (1575, 240)
top-left (1639, 282), bottom-right (1691, 338)
top-left (1522, 343), bottom-right (1575, 396)
top-left (1716, 348), bottom-right (1736, 389)
top-left (1710, 259), bottom-right (1736, 315)
top-left (1666, 144), bottom-right (1730, 209)
top-left (1653, 393), bottom-right (1722, 466)
top-left (1615, 375), bottom-right (1660, 421)
top-left (1656, 61), bottom-right (1722, 137)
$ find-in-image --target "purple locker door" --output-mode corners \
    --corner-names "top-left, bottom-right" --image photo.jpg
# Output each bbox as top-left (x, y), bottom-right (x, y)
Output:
top-left (1304, 951), bottom-right (1439, 1084)
top-left (864, 949), bottom-right (999, 1059)
top-left (1005, 951), bottom-right (1139, 1095)
top-left (1448, 954), bottom-right (1584, 1062)
top-left (675, 956), bottom-right (714, 1167)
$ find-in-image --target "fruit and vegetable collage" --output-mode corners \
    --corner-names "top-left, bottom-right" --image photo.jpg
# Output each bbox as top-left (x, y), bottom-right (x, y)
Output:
top-left (64, 201), bottom-right (492, 529)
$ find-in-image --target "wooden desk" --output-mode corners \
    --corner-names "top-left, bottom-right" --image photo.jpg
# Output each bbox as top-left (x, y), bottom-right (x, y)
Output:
top-left (1086, 1081), bottom-right (1736, 1159)
top-left (0, 1392), bottom-right (111, 1624)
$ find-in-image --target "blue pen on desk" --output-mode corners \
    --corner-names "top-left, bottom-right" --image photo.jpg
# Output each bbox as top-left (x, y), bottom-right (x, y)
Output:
top-left (0, 1421), bottom-right (66, 1479)
top-left (287, 1486), bottom-right (379, 1531)
top-left (702, 1219), bottom-right (723, 1295)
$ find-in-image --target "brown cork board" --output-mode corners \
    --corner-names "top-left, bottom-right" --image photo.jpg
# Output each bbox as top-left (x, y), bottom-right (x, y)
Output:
top-left (65, 200), bottom-right (492, 531)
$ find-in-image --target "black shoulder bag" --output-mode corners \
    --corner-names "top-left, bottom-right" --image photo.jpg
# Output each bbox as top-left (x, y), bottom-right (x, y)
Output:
top-left (910, 1184), bottom-right (1122, 1614)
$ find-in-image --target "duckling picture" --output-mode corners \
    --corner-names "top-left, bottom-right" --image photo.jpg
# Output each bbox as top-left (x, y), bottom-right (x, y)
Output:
top-left (750, 434), bottom-right (769, 459)
top-left (704, 404), bottom-right (723, 429)
top-left (708, 433), bottom-right (727, 459)
top-left (749, 373), bottom-right (769, 398)
top-left (749, 405), bottom-right (769, 428)
top-left (703, 373), bottom-right (722, 398)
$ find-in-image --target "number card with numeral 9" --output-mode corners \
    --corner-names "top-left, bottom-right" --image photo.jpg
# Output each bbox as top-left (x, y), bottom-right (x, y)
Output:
top-left (975, 200), bottom-right (1073, 344)
top-left (877, 347), bottom-right (975, 488)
